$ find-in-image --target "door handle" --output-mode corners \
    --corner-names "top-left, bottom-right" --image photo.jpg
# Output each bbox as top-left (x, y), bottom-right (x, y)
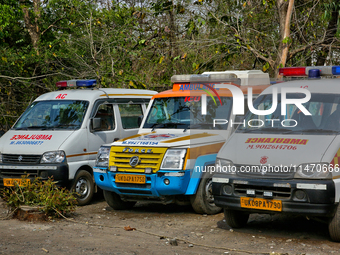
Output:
top-left (113, 138), bottom-right (120, 142)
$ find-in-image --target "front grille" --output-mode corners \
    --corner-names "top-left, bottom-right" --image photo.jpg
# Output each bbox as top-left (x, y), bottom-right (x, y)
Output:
top-left (234, 183), bottom-right (291, 199)
top-left (110, 147), bottom-right (167, 173)
top-left (3, 154), bottom-right (41, 164)
top-left (118, 189), bottom-right (152, 195)
top-left (1, 169), bottom-right (39, 178)
top-left (235, 164), bottom-right (294, 179)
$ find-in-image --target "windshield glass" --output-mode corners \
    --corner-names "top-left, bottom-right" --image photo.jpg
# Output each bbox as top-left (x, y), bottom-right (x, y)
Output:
top-left (143, 96), bottom-right (233, 130)
top-left (237, 93), bottom-right (340, 134)
top-left (13, 100), bottom-right (89, 130)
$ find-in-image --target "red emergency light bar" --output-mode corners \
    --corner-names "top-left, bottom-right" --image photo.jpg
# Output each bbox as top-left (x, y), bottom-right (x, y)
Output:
top-left (278, 67), bottom-right (307, 77)
top-left (56, 79), bottom-right (97, 88)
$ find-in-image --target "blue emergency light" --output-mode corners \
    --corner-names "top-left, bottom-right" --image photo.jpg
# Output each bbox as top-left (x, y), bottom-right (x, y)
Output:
top-left (279, 66), bottom-right (340, 77)
top-left (56, 79), bottom-right (97, 88)
top-left (332, 66), bottom-right (340, 76)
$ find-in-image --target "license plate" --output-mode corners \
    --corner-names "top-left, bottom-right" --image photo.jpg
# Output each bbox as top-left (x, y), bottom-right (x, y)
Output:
top-left (240, 197), bottom-right (282, 212)
top-left (3, 178), bottom-right (30, 187)
top-left (115, 174), bottom-right (145, 184)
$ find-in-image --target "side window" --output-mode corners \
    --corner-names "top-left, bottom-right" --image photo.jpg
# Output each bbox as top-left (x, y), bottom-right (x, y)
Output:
top-left (94, 104), bottom-right (115, 131)
top-left (119, 104), bottom-right (143, 129)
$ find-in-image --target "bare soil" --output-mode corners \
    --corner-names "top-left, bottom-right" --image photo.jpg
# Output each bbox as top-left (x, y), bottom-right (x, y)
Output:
top-left (1, 195), bottom-right (340, 255)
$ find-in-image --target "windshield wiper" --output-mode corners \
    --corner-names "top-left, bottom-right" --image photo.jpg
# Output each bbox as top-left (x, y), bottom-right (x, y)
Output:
top-left (52, 124), bottom-right (80, 130)
top-left (240, 127), bottom-right (294, 133)
top-left (25, 126), bottom-right (48, 130)
top-left (14, 127), bottom-right (28, 130)
top-left (301, 128), bottom-right (339, 133)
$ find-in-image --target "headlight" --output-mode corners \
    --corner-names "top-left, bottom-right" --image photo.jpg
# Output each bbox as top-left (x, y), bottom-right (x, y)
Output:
top-left (160, 149), bottom-right (187, 170)
top-left (215, 158), bottom-right (236, 174)
top-left (294, 163), bottom-right (331, 179)
top-left (95, 146), bottom-right (111, 167)
top-left (40, 150), bottom-right (66, 164)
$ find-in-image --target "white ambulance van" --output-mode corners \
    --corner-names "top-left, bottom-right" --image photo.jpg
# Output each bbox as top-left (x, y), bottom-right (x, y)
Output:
top-left (212, 66), bottom-right (340, 241)
top-left (93, 71), bottom-right (271, 214)
top-left (0, 79), bottom-right (157, 205)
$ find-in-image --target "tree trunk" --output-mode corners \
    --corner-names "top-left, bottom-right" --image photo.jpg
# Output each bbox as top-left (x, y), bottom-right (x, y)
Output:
top-left (21, 0), bottom-right (41, 55)
top-left (276, 0), bottom-right (294, 78)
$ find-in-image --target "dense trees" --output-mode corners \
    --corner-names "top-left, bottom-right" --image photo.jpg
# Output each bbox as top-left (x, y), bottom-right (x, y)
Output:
top-left (0, 0), bottom-right (339, 129)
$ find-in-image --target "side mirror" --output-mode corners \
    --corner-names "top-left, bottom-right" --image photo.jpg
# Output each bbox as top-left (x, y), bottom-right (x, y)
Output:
top-left (137, 115), bottom-right (144, 127)
top-left (90, 118), bottom-right (101, 132)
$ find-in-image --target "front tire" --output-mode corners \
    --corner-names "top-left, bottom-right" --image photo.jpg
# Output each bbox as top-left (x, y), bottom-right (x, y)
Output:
top-left (224, 208), bottom-right (249, 228)
top-left (71, 170), bottom-right (94, 206)
top-left (329, 204), bottom-right (340, 241)
top-left (190, 172), bottom-right (222, 215)
top-left (103, 190), bottom-right (136, 210)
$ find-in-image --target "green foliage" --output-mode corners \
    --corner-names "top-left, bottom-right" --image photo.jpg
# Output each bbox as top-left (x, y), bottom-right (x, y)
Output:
top-left (1, 0), bottom-right (340, 129)
top-left (1, 176), bottom-right (77, 218)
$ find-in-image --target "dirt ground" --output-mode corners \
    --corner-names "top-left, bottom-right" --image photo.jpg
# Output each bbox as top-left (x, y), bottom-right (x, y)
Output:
top-left (1, 194), bottom-right (340, 255)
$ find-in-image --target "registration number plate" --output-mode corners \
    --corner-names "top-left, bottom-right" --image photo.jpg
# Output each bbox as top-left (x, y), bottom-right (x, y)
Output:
top-left (240, 197), bottom-right (282, 212)
top-left (115, 174), bottom-right (145, 184)
top-left (3, 178), bottom-right (30, 187)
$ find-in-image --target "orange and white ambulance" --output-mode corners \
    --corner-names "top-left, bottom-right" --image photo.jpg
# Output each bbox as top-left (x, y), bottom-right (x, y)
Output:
top-left (94, 71), bottom-right (271, 214)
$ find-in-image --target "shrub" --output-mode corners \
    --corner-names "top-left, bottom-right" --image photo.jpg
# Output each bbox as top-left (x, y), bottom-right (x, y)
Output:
top-left (1, 176), bottom-right (77, 218)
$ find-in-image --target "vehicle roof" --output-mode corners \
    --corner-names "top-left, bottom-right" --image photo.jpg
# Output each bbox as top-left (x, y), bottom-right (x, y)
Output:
top-left (34, 88), bottom-right (157, 101)
top-left (152, 84), bottom-right (270, 99)
top-left (261, 78), bottom-right (340, 94)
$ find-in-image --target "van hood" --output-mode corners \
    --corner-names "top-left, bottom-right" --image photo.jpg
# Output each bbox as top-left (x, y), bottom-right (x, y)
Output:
top-left (0, 130), bottom-right (75, 154)
top-left (115, 130), bottom-right (226, 148)
top-left (218, 133), bottom-right (336, 166)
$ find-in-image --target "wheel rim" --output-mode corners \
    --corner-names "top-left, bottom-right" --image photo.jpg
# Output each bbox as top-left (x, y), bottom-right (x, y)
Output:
top-left (205, 178), bottom-right (215, 205)
top-left (75, 177), bottom-right (89, 199)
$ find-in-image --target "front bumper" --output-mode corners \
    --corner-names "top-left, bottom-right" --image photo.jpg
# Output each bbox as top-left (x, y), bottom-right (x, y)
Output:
top-left (212, 174), bottom-right (336, 217)
top-left (0, 163), bottom-right (69, 188)
top-left (94, 168), bottom-right (190, 198)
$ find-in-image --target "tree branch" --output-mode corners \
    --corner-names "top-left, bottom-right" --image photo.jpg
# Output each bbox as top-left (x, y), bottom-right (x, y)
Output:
top-left (41, 16), bottom-right (67, 36)
top-left (0, 73), bottom-right (61, 80)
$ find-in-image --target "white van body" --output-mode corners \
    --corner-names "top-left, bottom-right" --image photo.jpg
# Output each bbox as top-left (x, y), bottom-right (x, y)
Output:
top-left (0, 84), bottom-right (157, 205)
top-left (212, 76), bottom-right (340, 241)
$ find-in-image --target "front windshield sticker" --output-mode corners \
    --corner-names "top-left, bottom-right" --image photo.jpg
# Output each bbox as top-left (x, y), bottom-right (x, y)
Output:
top-left (122, 134), bottom-right (178, 146)
top-left (139, 134), bottom-right (177, 139)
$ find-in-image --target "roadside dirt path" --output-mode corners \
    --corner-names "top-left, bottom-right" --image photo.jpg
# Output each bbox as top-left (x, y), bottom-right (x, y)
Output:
top-left (1, 196), bottom-right (340, 255)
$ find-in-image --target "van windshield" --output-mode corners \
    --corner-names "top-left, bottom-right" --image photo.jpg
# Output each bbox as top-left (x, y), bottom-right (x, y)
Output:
top-left (237, 93), bottom-right (340, 134)
top-left (13, 100), bottom-right (89, 130)
top-left (143, 96), bottom-right (232, 130)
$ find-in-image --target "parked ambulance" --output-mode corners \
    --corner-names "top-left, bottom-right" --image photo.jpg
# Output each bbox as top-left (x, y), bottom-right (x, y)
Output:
top-left (212, 66), bottom-right (340, 241)
top-left (94, 71), bottom-right (271, 214)
top-left (0, 79), bottom-right (157, 205)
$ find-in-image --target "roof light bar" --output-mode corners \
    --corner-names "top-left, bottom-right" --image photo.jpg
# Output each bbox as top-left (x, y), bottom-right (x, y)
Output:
top-left (56, 79), bottom-right (97, 88)
top-left (76, 79), bottom-right (97, 87)
top-left (170, 73), bottom-right (238, 83)
top-left (279, 66), bottom-right (340, 77)
top-left (278, 67), bottom-right (307, 77)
